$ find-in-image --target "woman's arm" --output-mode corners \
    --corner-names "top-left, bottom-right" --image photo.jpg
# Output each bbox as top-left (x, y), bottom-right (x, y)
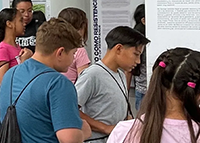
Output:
top-left (0, 61), bottom-right (9, 84)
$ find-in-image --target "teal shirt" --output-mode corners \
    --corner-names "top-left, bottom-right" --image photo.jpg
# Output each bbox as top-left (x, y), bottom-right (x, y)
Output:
top-left (0, 58), bottom-right (82, 143)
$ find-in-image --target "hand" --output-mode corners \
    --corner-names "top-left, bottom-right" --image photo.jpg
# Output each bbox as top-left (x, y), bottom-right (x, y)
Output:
top-left (19, 48), bottom-right (33, 63)
top-left (127, 115), bottom-right (133, 120)
top-left (81, 119), bottom-right (92, 140)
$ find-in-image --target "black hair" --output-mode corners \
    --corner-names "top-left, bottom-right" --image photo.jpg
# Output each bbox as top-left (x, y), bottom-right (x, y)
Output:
top-left (105, 26), bottom-right (150, 49)
top-left (12, 0), bottom-right (33, 8)
top-left (133, 4), bottom-right (145, 35)
top-left (33, 10), bottom-right (46, 23)
top-left (134, 4), bottom-right (145, 25)
top-left (0, 8), bottom-right (18, 42)
top-left (131, 4), bottom-right (146, 76)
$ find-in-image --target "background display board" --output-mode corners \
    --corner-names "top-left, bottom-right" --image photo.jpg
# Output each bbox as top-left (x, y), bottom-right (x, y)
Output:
top-left (146, 0), bottom-right (200, 83)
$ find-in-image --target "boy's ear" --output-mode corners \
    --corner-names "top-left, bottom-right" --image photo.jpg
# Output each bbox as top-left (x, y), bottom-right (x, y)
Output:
top-left (115, 44), bottom-right (123, 54)
top-left (55, 47), bottom-right (65, 59)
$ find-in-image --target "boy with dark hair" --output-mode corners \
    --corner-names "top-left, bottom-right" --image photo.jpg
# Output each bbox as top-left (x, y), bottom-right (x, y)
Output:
top-left (75, 26), bottom-right (150, 142)
top-left (12, 0), bottom-right (43, 53)
top-left (0, 17), bottom-right (91, 143)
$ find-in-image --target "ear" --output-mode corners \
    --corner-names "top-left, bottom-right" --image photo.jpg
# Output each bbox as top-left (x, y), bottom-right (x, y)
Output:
top-left (114, 44), bottom-right (124, 55)
top-left (55, 47), bottom-right (65, 60)
top-left (141, 17), bottom-right (145, 25)
top-left (6, 20), bottom-right (13, 28)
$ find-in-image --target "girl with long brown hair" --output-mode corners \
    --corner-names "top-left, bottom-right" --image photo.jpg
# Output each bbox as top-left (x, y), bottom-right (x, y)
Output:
top-left (107, 47), bottom-right (200, 143)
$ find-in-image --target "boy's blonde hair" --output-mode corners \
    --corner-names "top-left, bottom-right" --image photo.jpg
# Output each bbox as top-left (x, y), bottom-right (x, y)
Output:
top-left (36, 17), bottom-right (82, 54)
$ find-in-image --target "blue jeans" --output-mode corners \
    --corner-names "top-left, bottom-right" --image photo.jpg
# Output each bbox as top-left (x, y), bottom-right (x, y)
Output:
top-left (135, 90), bottom-right (145, 110)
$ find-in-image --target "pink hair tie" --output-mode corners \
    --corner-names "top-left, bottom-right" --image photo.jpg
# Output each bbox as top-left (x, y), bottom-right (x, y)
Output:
top-left (187, 82), bottom-right (196, 88)
top-left (159, 61), bottom-right (166, 68)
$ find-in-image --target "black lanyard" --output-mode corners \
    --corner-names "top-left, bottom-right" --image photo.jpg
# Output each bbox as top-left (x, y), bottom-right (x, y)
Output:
top-left (96, 63), bottom-right (134, 119)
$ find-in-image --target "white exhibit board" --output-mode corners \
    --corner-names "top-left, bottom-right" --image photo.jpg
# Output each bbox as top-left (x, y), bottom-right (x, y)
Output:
top-left (91, 0), bottom-right (132, 62)
top-left (146, 0), bottom-right (200, 83)
top-left (91, 0), bottom-right (133, 62)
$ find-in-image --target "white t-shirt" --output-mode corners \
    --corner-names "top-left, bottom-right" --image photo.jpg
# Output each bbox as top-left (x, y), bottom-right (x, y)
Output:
top-left (107, 118), bottom-right (200, 143)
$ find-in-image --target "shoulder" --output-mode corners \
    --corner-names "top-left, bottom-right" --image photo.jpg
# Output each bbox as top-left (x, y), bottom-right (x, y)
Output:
top-left (44, 71), bottom-right (74, 87)
top-left (0, 42), bottom-right (8, 50)
top-left (162, 119), bottom-right (200, 142)
top-left (77, 47), bottom-right (87, 53)
top-left (107, 120), bottom-right (135, 143)
top-left (2, 65), bottom-right (17, 77)
top-left (80, 63), bottom-right (101, 75)
top-left (116, 119), bottom-right (135, 129)
top-left (23, 59), bottom-right (74, 88)
top-left (75, 48), bottom-right (88, 56)
top-left (74, 47), bottom-right (90, 65)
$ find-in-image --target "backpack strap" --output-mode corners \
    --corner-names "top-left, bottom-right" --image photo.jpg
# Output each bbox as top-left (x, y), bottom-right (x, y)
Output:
top-left (84, 135), bottom-right (109, 142)
top-left (10, 68), bottom-right (55, 106)
top-left (9, 67), bottom-right (18, 105)
top-left (95, 63), bottom-right (134, 119)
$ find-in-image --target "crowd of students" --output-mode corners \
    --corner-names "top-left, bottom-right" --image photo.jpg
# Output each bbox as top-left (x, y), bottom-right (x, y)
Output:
top-left (0, 0), bottom-right (200, 143)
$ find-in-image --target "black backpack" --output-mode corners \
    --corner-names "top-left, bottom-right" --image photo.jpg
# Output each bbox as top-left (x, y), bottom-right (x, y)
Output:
top-left (0, 67), bottom-right (53, 143)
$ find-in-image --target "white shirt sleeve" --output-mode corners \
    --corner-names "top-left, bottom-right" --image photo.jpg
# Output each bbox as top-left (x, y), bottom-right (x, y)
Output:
top-left (107, 120), bottom-right (135, 143)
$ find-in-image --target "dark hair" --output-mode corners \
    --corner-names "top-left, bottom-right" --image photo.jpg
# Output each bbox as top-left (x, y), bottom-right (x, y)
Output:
top-left (131, 4), bottom-right (146, 76)
top-left (11, 0), bottom-right (33, 8)
top-left (0, 8), bottom-right (18, 42)
top-left (105, 26), bottom-right (150, 49)
top-left (58, 7), bottom-right (88, 46)
top-left (33, 10), bottom-right (46, 23)
top-left (134, 4), bottom-right (145, 25)
top-left (36, 17), bottom-right (82, 55)
top-left (125, 47), bottom-right (200, 143)
top-left (133, 4), bottom-right (145, 35)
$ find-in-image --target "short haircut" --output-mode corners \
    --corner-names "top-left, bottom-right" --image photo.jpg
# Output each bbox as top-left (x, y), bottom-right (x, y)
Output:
top-left (105, 26), bottom-right (150, 49)
top-left (11, 0), bottom-right (33, 8)
top-left (36, 17), bottom-right (82, 54)
top-left (58, 7), bottom-right (88, 45)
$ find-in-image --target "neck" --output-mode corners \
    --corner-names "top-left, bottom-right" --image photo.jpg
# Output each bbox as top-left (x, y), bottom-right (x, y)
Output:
top-left (165, 91), bottom-right (186, 120)
top-left (32, 52), bottom-right (55, 69)
top-left (101, 50), bottom-right (118, 72)
top-left (3, 30), bottom-right (17, 47)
